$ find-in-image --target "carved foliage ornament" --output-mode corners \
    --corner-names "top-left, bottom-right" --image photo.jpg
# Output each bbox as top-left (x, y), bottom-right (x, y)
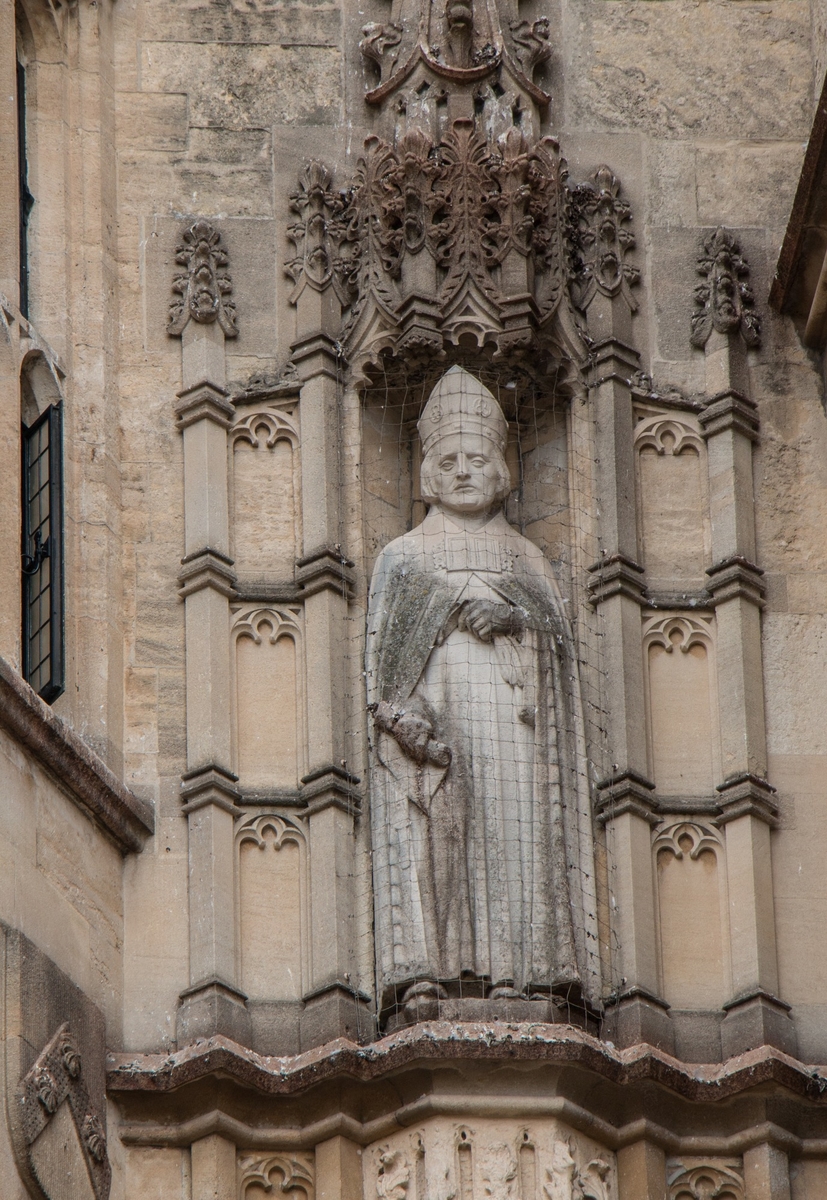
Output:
top-left (286, 162), bottom-right (353, 306)
top-left (567, 166), bottom-right (639, 313)
top-left (356, 0), bottom-right (551, 105)
top-left (287, 123), bottom-right (574, 359)
top-left (690, 227), bottom-right (760, 349)
top-left (18, 1021), bottom-right (111, 1200)
top-left (168, 219), bottom-right (237, 337)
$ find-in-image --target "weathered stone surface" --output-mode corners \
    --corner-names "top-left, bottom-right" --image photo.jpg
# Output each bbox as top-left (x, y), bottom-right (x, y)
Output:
top-left (6, 0), bottom-right (827, 1192)
top-left (565, 0), bottom-right (811, 140)
top-left (140, 42), bottom-right (341, 128)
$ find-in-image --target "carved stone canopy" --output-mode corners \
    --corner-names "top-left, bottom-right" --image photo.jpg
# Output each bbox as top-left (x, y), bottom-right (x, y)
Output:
top-left (286, 132), bottom-right (639, 384)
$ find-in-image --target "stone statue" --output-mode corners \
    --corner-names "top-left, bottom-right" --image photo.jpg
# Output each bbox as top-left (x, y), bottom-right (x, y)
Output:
top-left (366, 366), bottom-right (600, 1022)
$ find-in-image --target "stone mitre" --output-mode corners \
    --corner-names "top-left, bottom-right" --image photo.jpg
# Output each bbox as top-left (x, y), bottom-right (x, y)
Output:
top-left (417, 366), bottom-right (508, 455)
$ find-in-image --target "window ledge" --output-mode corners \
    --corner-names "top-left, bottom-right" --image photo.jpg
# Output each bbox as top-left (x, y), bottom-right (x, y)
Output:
top-left (0, 655), bottom-right (154, 853)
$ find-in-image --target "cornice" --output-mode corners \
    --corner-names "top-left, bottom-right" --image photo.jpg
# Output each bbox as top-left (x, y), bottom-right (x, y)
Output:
top-left (107, 1020), bottom-right (827, 1106)
top-left (0, 656), bottom-right (154, 854)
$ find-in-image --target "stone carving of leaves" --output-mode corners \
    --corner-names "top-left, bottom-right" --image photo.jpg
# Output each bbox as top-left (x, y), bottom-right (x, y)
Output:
top-left (34, 1067), bottom-right (59, 1115)
top-left (168, 220), bottom-right (237, 337)
top-left (690, 227), bottom-right (761, 349)
top-left (567, 166), bottom-right (639, 314)
top-left (82, 1111), bottom-right (106, 1163)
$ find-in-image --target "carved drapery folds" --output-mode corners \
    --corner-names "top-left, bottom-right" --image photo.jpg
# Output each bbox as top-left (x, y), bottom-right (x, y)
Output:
top-left (168, 219), bottom-right (237, 337)
top-left (690, 227), bottom-right (761, 349)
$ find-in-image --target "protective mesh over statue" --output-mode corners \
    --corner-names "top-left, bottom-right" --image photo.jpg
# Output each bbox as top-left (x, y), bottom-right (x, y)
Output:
top-left (366, 366), bottom-right (601, 1024)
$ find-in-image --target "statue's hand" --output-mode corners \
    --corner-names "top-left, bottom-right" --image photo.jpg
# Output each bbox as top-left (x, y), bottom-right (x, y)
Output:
top-left (458, 599), bottom-right (520, 642)
top-left (372, 700), bottom-right (451, 767)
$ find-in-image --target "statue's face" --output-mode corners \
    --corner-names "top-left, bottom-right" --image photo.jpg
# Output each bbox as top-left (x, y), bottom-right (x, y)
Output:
top-left (429, 433), bottom-right (507, 515)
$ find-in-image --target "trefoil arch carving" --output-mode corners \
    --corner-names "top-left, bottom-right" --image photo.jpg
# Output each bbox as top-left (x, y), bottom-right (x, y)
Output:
top-left (236, 811), bottom-right (307, 850)
top-left (667, 1162), bottom-right (744, 1200)
top-left (652, 821), bottom-right (723, 861)
top-left (231, 408), bottom-right (300, 451)
top-left (232, 606), bottom-right (303, 646)
top-left (235, 812), bottom-right (311, 1001)
top-left (238, 1152), bottom-right (314, 1200)
top-left (634, 413), bottom-right (704, 458)
top-left (642, 614), bottom-right (714, 656)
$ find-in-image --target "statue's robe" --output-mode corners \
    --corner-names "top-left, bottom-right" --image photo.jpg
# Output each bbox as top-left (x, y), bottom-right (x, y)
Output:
top-left (366, 508), bottom-right (600, 1014)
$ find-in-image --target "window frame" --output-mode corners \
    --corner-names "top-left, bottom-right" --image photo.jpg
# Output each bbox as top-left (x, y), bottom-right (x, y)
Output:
top-left (21, 402), bottom-right (64, 703)
top-left (16, 55), bottom-right (34, 321)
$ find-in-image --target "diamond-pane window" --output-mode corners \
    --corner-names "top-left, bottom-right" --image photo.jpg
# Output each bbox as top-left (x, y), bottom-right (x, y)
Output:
top-left (22, 404), bottom-right (63, 702)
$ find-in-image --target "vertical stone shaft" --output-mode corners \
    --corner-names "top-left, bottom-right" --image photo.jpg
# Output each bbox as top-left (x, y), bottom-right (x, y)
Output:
top-left (190, 1134), bottom-right (236, 1200)
top-left (0, 58), bottom-right (20, 659)
top-left (291, 301), bottom-right (365, 1044)
top-left (65, 0), bottom-right (124, 771)
top-left (0, 0), bottom-right (17, 304)
top-left (0, 5), bottom-right (21, 665)
top-left (175, 308), bottom-right (248, 1045)
top-left (699, 317), bottom-right (793, 1057)
top-left (316, 1136), bottom-right (363, 1200)
top-left (617, 1141), bottom-right (666, 1200)
top-left (744, 1145), bottom-right (791, 1200)
top-left (589, 332), bottom-right (672, 1051)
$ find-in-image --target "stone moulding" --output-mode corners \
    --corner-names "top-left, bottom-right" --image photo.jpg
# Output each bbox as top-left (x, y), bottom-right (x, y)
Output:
top-left (107, 1022), bottom-right (827, 1109)
top-left (0, 655), bottom-right (153, 853)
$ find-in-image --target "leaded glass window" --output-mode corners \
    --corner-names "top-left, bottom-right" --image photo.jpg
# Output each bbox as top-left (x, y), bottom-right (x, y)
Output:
top-left (22, 404), bottom-right (63, 702)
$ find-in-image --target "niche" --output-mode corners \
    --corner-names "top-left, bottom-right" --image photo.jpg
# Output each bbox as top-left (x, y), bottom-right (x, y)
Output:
top-left (634, 411), bottom-right (708, 590)
top-left (237, 815), bottom-right (307, 1001)
top-left (655, 822), bottom-right (729, 1009)
top-left (231, 408), bottom-right (300, 583)
top-left (644, 614), bottom-right (718, 797)
top-left (232, 607), bottom-right (303, 790)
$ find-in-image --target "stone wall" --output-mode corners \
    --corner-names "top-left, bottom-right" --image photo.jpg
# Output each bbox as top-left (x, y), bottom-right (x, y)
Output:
top-left (4, 0), bottom-right (827, 1195)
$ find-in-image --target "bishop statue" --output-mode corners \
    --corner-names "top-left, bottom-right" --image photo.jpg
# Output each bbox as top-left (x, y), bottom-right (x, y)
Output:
top-left (366, 366), bottom-right (600, 1022)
